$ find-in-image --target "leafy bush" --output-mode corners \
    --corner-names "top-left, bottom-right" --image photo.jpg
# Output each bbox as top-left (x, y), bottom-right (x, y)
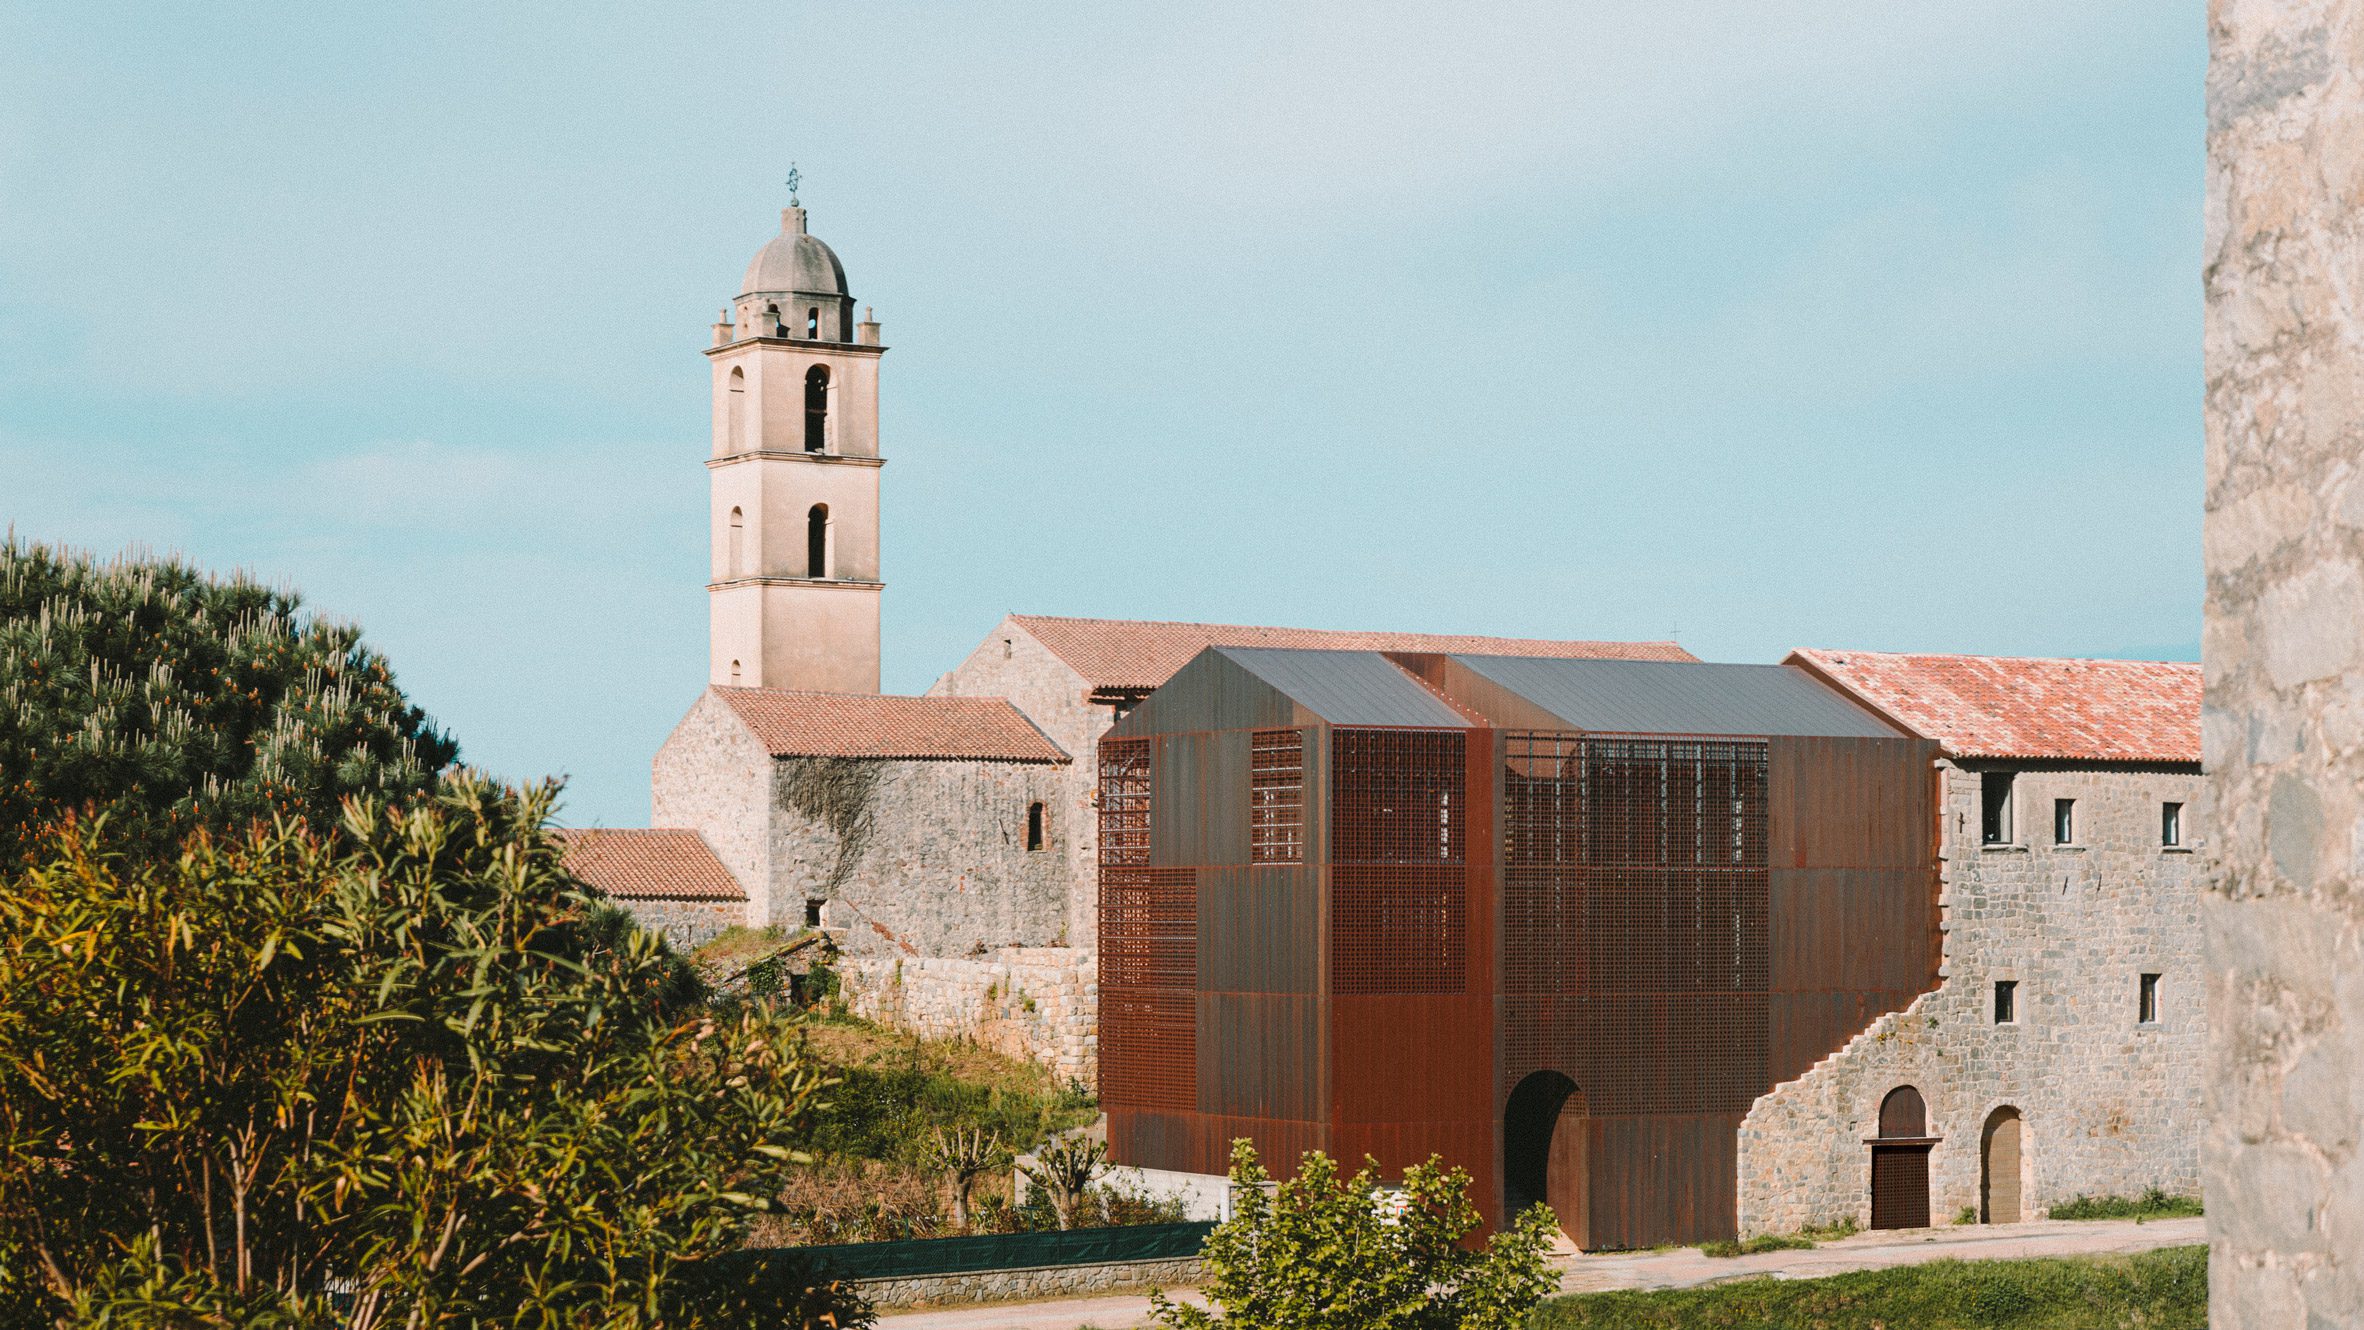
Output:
top-left (0, 777), bottom-right (859, 1327)
top-left (797, 1016), bottom-right (1096, 1165)
top-left (0, 540), bottom-right (456, 864)
top-left (2047, 1187), bottom-right (2204, 1221)
top-left (1530, 1245), bottom-right (2206, 1329)
top-left (1149, 1140), bottom-right (1558, 1330)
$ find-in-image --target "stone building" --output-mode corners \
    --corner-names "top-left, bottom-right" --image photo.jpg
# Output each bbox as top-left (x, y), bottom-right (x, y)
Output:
top-left (2206, 2), bottom-right (2364, 1321)
top-left (1738, 650), bottom-right (2204, 1235)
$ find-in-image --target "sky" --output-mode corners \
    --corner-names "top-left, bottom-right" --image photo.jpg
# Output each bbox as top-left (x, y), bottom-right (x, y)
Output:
top-left (0, 3), bottom-right (2205, 827)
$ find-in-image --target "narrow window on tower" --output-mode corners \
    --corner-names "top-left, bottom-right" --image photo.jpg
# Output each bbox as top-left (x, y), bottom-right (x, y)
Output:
top-left (1994, 979), bottom-right (2017, 1024)
top-left (727, 507), bottom-right (744, 576)
top-left (805, 898), bottom-right (825, 929)
top-left (729, 659), bottom-right (741, 684)
top-left (2140, 972), bottom-right (2161, 1024)
top-left (807, 504), bottom-right (829, 579)
top-left (1027, 801), bottom-right (1046, 851)
top-left (804, 364), bottom-right (829, 452)
top-left (1981, 772), bottom-right (2016, 845)
top-left (1250, 730), bottom-right (1304, 862)
top-left (2053, 798), bottom-right (2075, 846)
top-left (2162, 801), bottom-right (2183, 847)
top-left (806, 306), bottom-right (819, 338)
top-left (726, 366), bottom-right (746, 451)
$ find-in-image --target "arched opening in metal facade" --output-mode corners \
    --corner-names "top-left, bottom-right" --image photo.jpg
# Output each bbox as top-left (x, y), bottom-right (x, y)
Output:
top-left (1981, 1106), bottom-right (2024, 1223)
top-left (806, 504), bottom-right (829, 579)
top-left (1503, 1070), bottom-right (1586, 1247)
top-left (1870, 1085), bottom-right (1933, 1230)
top-left (804, 364), bottom-right (829, 452)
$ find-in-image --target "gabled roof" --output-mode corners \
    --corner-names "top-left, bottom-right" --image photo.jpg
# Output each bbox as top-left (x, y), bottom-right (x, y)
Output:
top-left (1008, 614), bottom-right (1696, 694)
top-left (713, 687), bottom-right (1070, 763)
top-left (1218, 648), bottom-right (1475, 728)
top-left (1787, 649), bottom-right (2201, 764)
top-left (557, 828), bottom-right (746, 902)
top-left (1452, 656), bottom-right (1905, 738)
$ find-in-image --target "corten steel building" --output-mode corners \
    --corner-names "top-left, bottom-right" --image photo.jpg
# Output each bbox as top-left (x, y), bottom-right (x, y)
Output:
top-left (1095, 646), bottom-right (1939, 1250)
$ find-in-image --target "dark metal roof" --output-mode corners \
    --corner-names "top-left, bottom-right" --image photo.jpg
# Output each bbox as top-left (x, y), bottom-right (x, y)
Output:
top-left (1450, 656), bottom-right (1904, 738)
top-left (1214, 647), bottom-right (1473, 729)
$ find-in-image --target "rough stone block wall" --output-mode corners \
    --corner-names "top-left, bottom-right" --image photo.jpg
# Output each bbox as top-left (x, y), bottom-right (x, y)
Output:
top-left (851, 1255), bottom-right (1203, 1309)
top-left (651, 690), bottom-right (771, 925)
top-left (616, 897), bottom-right (741, 950)
top-left (1739, 762), bottom-right (2203, 1235)
top-left (2207, 3), bottom-right (2364, 1321)
top-left (836, 947), bottom-right (1097, 1085)
top-left (775, 756), bottom-right (1071, 956)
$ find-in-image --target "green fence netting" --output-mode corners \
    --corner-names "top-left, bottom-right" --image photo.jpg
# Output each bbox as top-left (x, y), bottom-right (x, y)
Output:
top-left (712, 1220), bottom-right (1216, 1284)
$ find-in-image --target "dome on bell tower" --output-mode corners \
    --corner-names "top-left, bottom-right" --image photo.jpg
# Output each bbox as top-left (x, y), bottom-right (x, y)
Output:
top-left (740, 205), bottom-right (848, 298)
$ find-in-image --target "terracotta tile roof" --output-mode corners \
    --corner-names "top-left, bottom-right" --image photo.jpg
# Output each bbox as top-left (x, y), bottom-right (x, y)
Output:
top-left (557, 828), bottom-right (746, 902)
top-left (1787, 648), bottom-right (2201, 764)
top-left (713, 687), bottom-right (1069, 763)
top-left (1008, 614), bottom-right (1697, 694)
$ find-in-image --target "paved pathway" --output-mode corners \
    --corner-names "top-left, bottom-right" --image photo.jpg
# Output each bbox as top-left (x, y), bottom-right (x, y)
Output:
top-left (873, 1217), bottom-right (2203, 1330)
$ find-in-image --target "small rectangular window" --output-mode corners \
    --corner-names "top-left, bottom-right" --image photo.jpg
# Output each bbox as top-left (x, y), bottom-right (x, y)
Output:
top-left (2162, 802), bottom-right (2183, 847)
top-left (804, 898), bottom-right (825, 929)
top-left (1994, 979), bottom-right (2017, 1025)
top-left (2140, 973), bottom-right (2161, 1024)
top-left (1981, 772), bottom-right (2016, 845)
top-left (1026, 800), bottom-right (1046, 852)
top-left (1250, 729), bottom-right (1305, 863)
top-left (2054, 798), bottom-right (2075, 845)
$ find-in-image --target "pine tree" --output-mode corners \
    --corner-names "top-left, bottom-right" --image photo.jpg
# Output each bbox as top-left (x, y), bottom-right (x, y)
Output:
top-left (0, 539), bottom-right (457, 862)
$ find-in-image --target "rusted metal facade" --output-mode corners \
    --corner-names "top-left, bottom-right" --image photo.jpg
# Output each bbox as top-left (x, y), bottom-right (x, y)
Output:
top-left (1099, 647), bottom-right (1938, 1250)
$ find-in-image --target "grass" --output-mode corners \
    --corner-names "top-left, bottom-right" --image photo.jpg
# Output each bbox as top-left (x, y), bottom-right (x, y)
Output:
top-left (2047, 1188), bottom-right (2204, 1222)
top-left (1530, 1245), bottom-right (2206, 1329)
top-left (1698, 1216), bottom-right (1857, 1258)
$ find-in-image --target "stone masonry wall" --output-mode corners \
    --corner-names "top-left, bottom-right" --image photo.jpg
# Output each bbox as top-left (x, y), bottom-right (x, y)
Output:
top-left (931, 618), bottom-right (1115, 953)
top-left (836, 947), bottom-right (1097, 1085)
top-left (650, 690), bottom-right (771, 926)
top-left (616, 897), bottom-right (741, 950)
top-left (777, 756), bottom-right (1072, 957)
top-left (2207, 4), bottom-right (2364, 1322)
top-left (1738, 760), bottom-right (2204, 1235)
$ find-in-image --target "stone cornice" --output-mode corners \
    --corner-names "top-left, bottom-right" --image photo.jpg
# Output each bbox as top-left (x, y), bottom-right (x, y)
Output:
top-left (705, 336), bottom-right (887, 359)
top-left (706, 451), bottom-right (885, 470)
top-left (706, 576), bottom-right (886, 591)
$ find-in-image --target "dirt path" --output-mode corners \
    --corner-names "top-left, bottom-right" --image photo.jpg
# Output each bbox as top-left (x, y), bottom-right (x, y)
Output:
top-left (873, 1216), bottom-right (2204, 1330)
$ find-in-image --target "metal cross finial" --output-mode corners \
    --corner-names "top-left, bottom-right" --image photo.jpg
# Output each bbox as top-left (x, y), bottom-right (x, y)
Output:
top-left (786, 164), bottom-right (801, 206)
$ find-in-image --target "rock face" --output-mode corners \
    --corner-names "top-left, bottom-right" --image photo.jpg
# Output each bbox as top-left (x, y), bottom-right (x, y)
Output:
top-left (2206, 3), bottom-right (2364, 1322)
top-left (1739, 761), bottom-right (2204, 1235)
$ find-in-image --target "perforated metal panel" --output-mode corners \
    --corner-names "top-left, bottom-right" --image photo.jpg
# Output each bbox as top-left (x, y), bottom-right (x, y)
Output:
top-left (1501, 733), bottom-right (1770, 1115)
top-left (1250, 730), bottom-right (1305, 863)
top-left (1331, 729), bottom-right (1468, 994)
top-left (1098, 739), bottom-right (1195, 1111)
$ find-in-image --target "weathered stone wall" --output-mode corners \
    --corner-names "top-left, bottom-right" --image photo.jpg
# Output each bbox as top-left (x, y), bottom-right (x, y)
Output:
top-left (775, 756), bottom-right (1072, 955)
top-left (1739, 761), bottom-right (2204, 1235)
top-left (931, 618), bottom-right (1115, 952)
top-left (615, 897), bottom-right (741, 950)
top-left (836, 947), bottom-right (1097, 1085)
top-left (651, 690), bottom-right (772, 925)
top-left (2206, 4), bottom-right (2364, 1321)
top-left (851, 1255), bottom-right (1202, 1309)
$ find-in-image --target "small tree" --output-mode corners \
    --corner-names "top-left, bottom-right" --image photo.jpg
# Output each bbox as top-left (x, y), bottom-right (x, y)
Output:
top-left (925, 1128), bottom-right (1011, 1231)
top-left (1023, 1135), bottom-right (1107, 1231)
top-left (1150, 1140), bottom-right (1558, 1330)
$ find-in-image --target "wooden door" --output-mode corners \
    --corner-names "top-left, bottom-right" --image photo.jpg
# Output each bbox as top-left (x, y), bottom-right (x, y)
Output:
top-left (1983, 1110), bottom-right (2023, 1224)
top-left (1870, 1144), bottom-right (1931, 1229)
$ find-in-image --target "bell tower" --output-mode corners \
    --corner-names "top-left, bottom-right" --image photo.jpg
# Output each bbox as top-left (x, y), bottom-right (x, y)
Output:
top-left (704, 187), bottom-right (887, 693)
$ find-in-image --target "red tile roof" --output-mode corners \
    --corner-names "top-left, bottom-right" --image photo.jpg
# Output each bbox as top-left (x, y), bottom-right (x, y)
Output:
top-left (1009, 615), bottom-right (1697, 694)
top-left (714, 687), bottom-right (1069, 763)
top-left (1787, 649), bottom-right (2200, 764)
top-left (557, 828), bottom-right (746, 902)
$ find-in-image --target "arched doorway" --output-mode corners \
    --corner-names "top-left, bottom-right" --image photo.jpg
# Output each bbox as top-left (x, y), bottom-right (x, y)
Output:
top-left (1869, 1085), bottom-right (1934, 1229)
top-left (1981, 1107), bottom-right (2024, 1223)
top-left (1503, 1071), bottom-right (1586, 1247)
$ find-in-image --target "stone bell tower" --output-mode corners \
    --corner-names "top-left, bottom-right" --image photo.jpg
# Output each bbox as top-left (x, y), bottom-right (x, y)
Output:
top-left (704, 187), bottom-right (886, 694)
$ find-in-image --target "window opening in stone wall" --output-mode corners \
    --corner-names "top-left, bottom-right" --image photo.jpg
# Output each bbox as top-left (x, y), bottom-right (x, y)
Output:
top-left (1027, 801), bottom-right (1046, 851)
top-left (730, 659), bottom-right (741, 684)
top-left (766, 302), bottom-right (784, 336)
top-left (1250, 729), bottom-right (1305, 863)
top-left (728, 506), bottom-right (744, 575)
top-left (807, 504), bottom-right (829, 578)
top-left (2053, 798), bottom-right (2075, 845)
top-left (806, 306), bottom-right (819, 338)
top-left (804, 364), bottom-right (830, 452)
top-left (2162, 801), bottom-right (2183, 847)
top-left (1981, 772), bottom-right (2015, 845)
top-left (804, 898), bottom-right (824, 928)
top-left (2140, 972), bottom-right (2161, 1024)
top-left (1993, 979), bottom-right (2016, 1024)
top-left (727, 366), bottom-right (746, 450)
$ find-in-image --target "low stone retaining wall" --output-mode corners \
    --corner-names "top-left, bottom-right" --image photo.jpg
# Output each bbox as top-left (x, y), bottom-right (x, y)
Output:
top-left (837, 946), bottom-right (1096, 1084)
top-left (855, 1255), bottom-right (1202, 1308)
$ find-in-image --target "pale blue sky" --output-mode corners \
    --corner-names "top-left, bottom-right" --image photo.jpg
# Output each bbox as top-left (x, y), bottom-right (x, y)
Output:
top-left (1, 3), bottom-right (2203, 826)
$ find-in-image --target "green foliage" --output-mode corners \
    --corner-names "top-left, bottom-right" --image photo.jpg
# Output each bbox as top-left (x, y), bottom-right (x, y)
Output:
top-left (0, 540), bottom-right (457, 864)
top-left (1698, 1231), bottom-right (1816, 1258)
top-left (0, 776), bottom-right (861, 1327)
top-left (2047, 1188), bottom-right (2204, 1222)
top-left (798, 1016), bottom-right (1096, 1165)
top-left (1530, 1245), bottom-right (2206, 1330)
top-left (1149, 1140), bottom-right (1557, 1330)
top-left (923, 1128), bottom-right (1012, 1230)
